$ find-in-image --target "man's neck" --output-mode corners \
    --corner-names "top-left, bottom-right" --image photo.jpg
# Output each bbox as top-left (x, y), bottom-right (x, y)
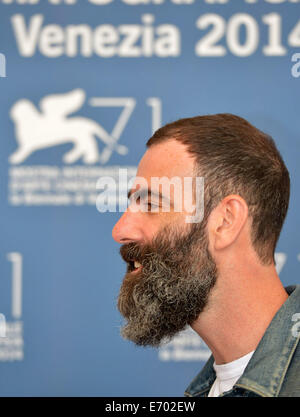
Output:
top-left (191, 266), bottom-right (288, 365)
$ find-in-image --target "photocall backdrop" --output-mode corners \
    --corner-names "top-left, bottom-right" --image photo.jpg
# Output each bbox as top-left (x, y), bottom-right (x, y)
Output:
top-left (0, 0), bottom-right (299, 397)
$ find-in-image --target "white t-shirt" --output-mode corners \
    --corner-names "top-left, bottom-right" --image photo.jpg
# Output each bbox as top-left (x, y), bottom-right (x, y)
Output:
top-left (208, 350), bottom-right (255, 397)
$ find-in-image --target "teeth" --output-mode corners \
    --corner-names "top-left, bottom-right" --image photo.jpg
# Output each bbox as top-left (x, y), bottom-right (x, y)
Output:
top-left (134, 261), bottom-right (142, 269)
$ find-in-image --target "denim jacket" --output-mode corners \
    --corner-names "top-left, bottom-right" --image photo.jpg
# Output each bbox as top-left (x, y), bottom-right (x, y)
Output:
top-left (184, 285), bottom-right (300, 397)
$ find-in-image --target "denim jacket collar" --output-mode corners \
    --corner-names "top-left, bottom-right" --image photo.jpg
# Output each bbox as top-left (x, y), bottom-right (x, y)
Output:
top-left (185, 285), bottom-right (300, 397)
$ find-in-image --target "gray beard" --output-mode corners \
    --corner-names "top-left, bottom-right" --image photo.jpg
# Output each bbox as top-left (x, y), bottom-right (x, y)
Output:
top-left (117, 221), bottom-right (218, 347)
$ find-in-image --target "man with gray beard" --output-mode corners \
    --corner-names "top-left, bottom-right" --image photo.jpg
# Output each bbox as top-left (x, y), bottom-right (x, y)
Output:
top-left (118, 220), bottom-right (217, 347)
top-left (112, 114), bottom-right (300, 397)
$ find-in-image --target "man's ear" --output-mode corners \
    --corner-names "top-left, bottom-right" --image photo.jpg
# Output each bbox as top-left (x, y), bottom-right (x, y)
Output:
top-left (208, 195), bottom-right (249, 251)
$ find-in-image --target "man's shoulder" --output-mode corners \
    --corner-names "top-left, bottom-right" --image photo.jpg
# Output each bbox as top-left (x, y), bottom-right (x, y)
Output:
top-left (279, 334), bottom-right (300, 397)
top-left (278, 285), bottom-right (300, 396)
top-left (184, 354), bottom-right (215, 397)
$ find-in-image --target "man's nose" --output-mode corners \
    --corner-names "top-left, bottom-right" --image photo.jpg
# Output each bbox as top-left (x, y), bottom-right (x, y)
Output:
top-left (112, 210), bottom-right (144, 244)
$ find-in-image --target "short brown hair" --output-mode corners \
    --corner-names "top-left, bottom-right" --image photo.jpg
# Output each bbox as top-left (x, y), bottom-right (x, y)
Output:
top-left (146, 113), bottom-right (290, 265)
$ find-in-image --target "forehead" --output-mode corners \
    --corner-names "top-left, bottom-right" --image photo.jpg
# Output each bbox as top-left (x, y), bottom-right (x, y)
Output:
top-left (136, 139), bottom-right (195, 181)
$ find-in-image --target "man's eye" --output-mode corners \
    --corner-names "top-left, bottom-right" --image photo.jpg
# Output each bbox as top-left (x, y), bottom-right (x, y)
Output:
top-left (146, 202), bottom-right (159, 211)
top-left (127, 196), bottom-right (159, 211)
top-left (140, 199), bottom-right (159, 211)
top-left (128, 196), bottom-right (140, 205)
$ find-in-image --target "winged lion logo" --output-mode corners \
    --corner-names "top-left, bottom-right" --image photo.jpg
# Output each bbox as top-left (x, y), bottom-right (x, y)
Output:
top-left (9, 89), bottom-right (128, 165)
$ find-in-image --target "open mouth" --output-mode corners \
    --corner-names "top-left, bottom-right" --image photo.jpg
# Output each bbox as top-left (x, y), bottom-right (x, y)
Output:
top-left (128, 260), bottom-right (143, 274)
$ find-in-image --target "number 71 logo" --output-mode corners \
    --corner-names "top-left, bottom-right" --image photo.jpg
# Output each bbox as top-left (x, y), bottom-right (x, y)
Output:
top-left (89, 97), bottom-right (162, 164)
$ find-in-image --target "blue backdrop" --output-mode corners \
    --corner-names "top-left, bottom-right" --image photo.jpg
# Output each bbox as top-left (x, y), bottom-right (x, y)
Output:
top-left (0, 0), bottom-right (299, 397)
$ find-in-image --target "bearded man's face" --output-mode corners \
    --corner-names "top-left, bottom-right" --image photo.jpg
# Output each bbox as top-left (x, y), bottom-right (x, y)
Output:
top-left (117, 220), bottom-right (218, 347)
top-left (112, 139), bottom-right (218, 347)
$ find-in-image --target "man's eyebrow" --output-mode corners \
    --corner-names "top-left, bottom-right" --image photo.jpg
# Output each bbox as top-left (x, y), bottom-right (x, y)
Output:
top-left (127, 188), bottom-right (173, 206)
